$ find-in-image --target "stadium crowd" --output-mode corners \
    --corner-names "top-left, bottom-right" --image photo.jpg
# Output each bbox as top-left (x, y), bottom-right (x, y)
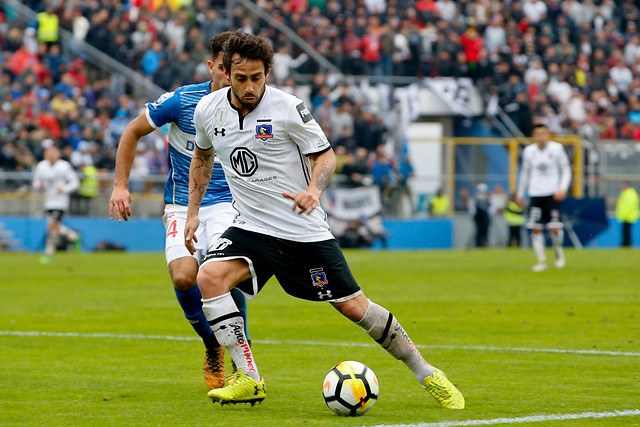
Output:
top-left (1, 0), bottom-right (640, 198)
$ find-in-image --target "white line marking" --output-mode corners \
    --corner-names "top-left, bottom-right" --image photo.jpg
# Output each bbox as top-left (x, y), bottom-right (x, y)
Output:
top-left (1, 331), bottom-right (639, 357)
top-left (366, 409), bottom-right (640, 427)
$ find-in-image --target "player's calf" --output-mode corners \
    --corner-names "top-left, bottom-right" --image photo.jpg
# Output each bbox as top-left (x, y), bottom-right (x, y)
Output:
top-left (350, 298), bottom-right (465, 409)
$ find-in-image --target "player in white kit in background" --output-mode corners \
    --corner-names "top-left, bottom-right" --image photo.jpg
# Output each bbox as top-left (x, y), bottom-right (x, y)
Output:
top-left (109, 32), bottom-right (249, 390)
top-left (185, 31), bottom-right (464, 409)
top-left (516, 124), bottom-right (571, 272)
top-left (32, 143), bottom-right (80, 264)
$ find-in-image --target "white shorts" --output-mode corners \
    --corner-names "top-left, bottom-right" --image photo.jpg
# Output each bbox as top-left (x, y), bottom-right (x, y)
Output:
top-left (162, 203), bottom-right (236, 265)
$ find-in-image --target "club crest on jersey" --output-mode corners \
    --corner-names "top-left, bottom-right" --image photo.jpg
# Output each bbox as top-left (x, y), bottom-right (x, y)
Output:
top-left (255, 124), bottom-right (273, 141)
top-left (310, 267), bottom-right (329, 287)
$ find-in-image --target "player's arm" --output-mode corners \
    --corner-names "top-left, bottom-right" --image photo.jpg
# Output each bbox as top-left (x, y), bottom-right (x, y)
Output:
top-left (185, 145), bottom-right (215, 254)
top-left (185, 103), bottom-right (214, 254)
top-left (109, 113), bottom-right (155, 221)
top-left (283, 148), bottom-right (336, 215)
top-left (32, 164), bottom-right (43, 191)
top-left (554, 148), bottom-right (571, 202)
top-left (515, 150), bottom-right (530, 207)
top-left (61, 164), bottom-right (80, 194)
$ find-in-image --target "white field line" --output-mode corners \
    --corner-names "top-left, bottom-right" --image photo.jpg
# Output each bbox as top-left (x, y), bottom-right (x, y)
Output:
top-left (1, 330), bottom-right (639, 357)
top-left (366, 409), bottom-right (640, 427)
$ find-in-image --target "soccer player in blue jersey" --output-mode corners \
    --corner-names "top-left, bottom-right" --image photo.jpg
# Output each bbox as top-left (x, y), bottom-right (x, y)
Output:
top-left (109, 32), bottom-right (249, 390)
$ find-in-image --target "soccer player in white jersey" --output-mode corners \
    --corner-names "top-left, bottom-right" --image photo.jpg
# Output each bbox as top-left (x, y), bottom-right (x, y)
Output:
top-left (109, 32), bottom-right (250, 390)
top-left (516, 124), bottom-right (571, 272)
top-left (32, 144), bottom-right (80, 264)
top-left (184, 31), bottom-right (464, 408)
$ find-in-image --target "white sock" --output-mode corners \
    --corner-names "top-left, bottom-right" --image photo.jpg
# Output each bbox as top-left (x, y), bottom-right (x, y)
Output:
top-left (356, 300), bottom-right (435, 384)
top-left (202, 293), bottom-right (260, 382)
top-left (531, 232), bottom-right (546, 263)
top-left (551, 229), bottom-right (564, 255)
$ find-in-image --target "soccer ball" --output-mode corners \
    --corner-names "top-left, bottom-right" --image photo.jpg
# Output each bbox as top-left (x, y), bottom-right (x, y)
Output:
top-left (322, 361), bottom-right (379, 416)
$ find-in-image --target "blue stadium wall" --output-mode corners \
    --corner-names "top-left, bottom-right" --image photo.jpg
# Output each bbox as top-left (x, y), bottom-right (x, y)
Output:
top-left (1, 216), bottom-right (636, 252)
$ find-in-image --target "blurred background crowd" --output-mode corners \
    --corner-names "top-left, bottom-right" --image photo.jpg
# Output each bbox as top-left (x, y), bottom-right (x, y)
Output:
top-left (1, 0), bottom-right (640, 198)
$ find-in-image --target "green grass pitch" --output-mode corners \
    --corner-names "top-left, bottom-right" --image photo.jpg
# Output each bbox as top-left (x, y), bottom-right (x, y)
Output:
top-left (1, 249), bottom-right (638, 426)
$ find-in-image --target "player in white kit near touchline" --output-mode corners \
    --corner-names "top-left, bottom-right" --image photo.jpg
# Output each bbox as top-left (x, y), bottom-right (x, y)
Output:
top-left (516, 124), bottom-right (571, 272)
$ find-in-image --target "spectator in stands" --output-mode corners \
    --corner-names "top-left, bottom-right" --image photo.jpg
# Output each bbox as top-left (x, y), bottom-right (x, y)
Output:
top-left (340, 147), bottom-right (371, 188)
top-left (36, 4), bottom-right (59, 45)
top-left (141, 40), bottom-right (165, 76)
top-left (610, 58), bottom-right (634, 98)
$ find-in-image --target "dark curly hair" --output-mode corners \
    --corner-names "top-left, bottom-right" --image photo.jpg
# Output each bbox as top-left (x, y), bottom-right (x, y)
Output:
top-left (210, 31), bottom-right (233, 59)
top-left (223, 31), bottom-right (274, 74)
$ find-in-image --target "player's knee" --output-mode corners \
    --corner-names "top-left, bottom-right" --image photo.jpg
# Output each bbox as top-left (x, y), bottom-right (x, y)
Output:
top-left (171, 270), bottom-right (197, 291)
top-left (196, 264), bottom-right (233, 293)
top-left (333, 294), bottom-right (369, 322)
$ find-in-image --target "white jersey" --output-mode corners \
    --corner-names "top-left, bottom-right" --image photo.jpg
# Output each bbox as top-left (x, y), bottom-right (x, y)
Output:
top-left (517, 140), bottom-right (571, 198)
top-left (194, 85), bottom-right (333, 242)
top-left (32, 158), bottom-right (79, 211)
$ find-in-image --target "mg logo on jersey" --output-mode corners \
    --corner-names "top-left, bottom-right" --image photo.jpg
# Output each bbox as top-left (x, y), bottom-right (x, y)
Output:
top-left (255, 124), bottom-right (273, 141)
top-left (230, 147), bottom-right (259, 177)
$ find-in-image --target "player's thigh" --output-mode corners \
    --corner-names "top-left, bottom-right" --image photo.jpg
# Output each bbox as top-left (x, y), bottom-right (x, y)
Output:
top-left (168, 256), bottom-right (199, 290)
top-left (198, 258), bottom-right (253, 298)
top-left (526, 197), bottom-right (545, 230)
top-left (46, 210), bottom-right (63, 232)
top-left (547, 199), bottom-right (563, 230)
top-left (269, 238), bottom-right (362, 302)
top-left (200, 202), bottom-right (236, 250)
top-left (162, 206), bottom-right (202, 266)
top-left (199, 228), bottom-right (273, 298)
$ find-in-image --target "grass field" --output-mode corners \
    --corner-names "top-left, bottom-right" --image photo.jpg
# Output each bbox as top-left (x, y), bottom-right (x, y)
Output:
top-left (1, 249), bottom-right (639, 426)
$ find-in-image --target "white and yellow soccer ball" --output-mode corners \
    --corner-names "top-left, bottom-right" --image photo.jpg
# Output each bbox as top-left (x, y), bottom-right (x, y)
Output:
top-left (322, 361), bottom-right (379, 416)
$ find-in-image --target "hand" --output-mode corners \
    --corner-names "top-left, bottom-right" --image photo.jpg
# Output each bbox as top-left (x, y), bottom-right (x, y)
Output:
top-left (184, 214), bottom-right (200, 255)
top-left (56, 187), bottom-right (64, 194)
top-left (282, 190), bottom-right (320, 215)
top-left (553, 189), bottom-right (567, 202)
top-left (109, 186), bottom-right (132, 222)
top-left (515, 196), bottom-right (525, 208)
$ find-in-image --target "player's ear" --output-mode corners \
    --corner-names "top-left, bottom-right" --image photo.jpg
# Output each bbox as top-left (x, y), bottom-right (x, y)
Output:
top-left (265, 67), bottom-right (271, 79)
top-left (207, 59), bottom-right (214, 73)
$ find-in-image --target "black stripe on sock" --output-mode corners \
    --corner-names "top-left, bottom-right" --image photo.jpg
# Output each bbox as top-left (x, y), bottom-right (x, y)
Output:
top-left (375, 313), bottom-right (394, 344)
top-left (207, 311), bottom-right (242, 326)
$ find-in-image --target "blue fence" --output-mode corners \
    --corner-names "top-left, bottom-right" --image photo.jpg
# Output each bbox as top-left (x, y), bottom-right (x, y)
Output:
top-left (0, 216), bottom-right (635, 252)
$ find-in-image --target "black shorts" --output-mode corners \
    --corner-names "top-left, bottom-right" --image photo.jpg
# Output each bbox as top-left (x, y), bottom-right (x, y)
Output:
top-left (202, 227), bottom-right (362, 302)
top-left (527, 196), bottom-right (562, 229)
top-left (46, 209), bottom-right (65, 222)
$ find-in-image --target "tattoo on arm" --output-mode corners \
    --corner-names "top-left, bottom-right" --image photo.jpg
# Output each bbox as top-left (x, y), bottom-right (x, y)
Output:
top-left (189, 151), bottom-right (214, 208)
top-left (313, 160), bottom-right (334, 192)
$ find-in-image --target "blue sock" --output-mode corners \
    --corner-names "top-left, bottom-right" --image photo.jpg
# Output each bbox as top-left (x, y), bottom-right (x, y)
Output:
top-left (174, 285), bottom-right (217, 348)
top-left (231, 287), bottom-right (250, 343)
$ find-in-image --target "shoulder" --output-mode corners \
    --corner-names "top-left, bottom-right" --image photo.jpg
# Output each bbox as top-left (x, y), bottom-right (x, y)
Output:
top-left (266, 85), bottom-right (300, 110)
top-left (196, 87), bottom-right (227, 111)
top-left (58, 160), bottom-right (74, 171)
top-left (267, 86), bottom-right (312, 123)
top-left (175, 81), bottom-right (211, 97)
top-left (548, 141), bottom-right (565, 152)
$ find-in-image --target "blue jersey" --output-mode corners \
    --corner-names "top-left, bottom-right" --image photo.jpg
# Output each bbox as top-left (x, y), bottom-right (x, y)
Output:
top-left (146, 81), bottom-right (232, 206)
